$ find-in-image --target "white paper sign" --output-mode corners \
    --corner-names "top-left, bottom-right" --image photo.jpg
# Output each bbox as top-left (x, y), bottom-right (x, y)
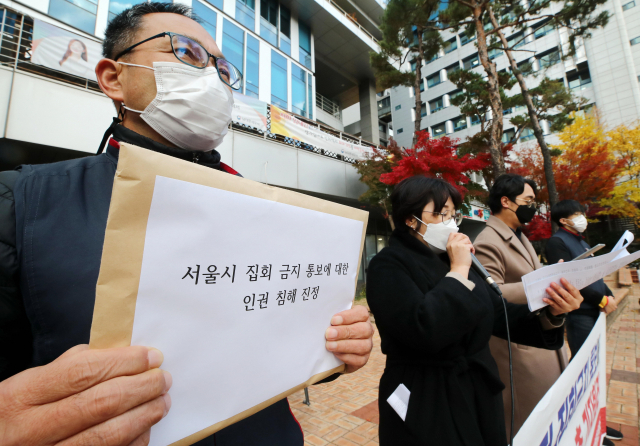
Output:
top-left (523, 232), bottom-right (639, 311)
top-left (514, 315), bottom-right (607, 446)
top-left (131, 176), bottom-right (364, 446)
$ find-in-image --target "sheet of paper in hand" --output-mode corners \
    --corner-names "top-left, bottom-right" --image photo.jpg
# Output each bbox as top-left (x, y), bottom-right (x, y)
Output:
top-left (89, 143), bottom-right (368, 446)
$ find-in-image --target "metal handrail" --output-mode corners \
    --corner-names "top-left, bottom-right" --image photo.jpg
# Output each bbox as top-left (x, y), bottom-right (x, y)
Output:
top-left (316, 92), bottom-right (341, 119)
top-left (328, 0), bottom-right (379, 46)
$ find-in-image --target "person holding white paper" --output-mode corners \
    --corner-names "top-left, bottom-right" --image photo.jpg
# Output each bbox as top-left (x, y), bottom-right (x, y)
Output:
top-left (473, 174), bottom-right (573, 438)
top-left (0, 4), bottom-right (374, 446)
top-left (366, 176), bottom-right (581, 446)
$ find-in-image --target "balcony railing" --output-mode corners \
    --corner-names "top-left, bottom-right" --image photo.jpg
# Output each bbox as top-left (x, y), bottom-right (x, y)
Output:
top-left (316, 92), bottom-right (341, 120)
top-left (327, 0), bottom-right (379, 46)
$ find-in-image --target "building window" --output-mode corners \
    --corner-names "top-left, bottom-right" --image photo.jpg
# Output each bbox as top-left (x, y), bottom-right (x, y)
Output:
top-left (246, 35), bottom-right (260, 98)
top-left (631, 36), bottom-right (640, 46)
top-left (568, 67), bottom-right (592, 90)
top-left (50, 0), bottom-right (97, 34)
top-left (623, 1), bottom-right (636, 10)
top-left (502, 128), bottom-right (515, 143)
top-left (299, 22), bottom-right (312, 69)
top-left (416, 102), bottom-right (427, 118)
top-left (193, 1), bottom-right (217, 39)
top-left (507, 31), bottom-right (525, 49)
top-left (292, 65), bottom-right (308, 116)
top-left (308, 73), bottom-right (313, 119)
top-left (280, 5), bottom-right (291, 55)
top-left (520, 128), bottom-right (535, 142)
top-left (223, 20), bottom-right (245, 90)
top-left (444, 37), bottom-right (457, 54)
top-left (538, 49), bottom-right (561, 68)
top-left (395, 104), bottom-right (401, 110)
top-left (533, 20), bottom-right (554, 39)
top-left (446, 63), bottom-right (460, 80)
top-left (236, 0), bottom-right (256, 31)
top-left (431, 122), bottom-right (446, 137)
top-left (410, 60), bottom-right (417, 72)
top-left (471, 114), bottom-right (481, 125)
top-left (426, 52), bottom-right (439, 64)
top-left (260, 0), bottom-right (278, 46)
top-left (204, 0), bottom-right (224, 9)
top-left (108, 0), bottom-right (145, 23)
top-left (460, 32), bottom-right (476, 46)
top-left (429, 97), bottom-right (444, 113)
top-left (453, 116), bottom-right (467, 132)
top-left (427, 72), bottom-right (441, 88)
top-left (271, 50), bottom-right (288, 109)
top-left (397, 128), bottom-right (404, 134)
top-left (487, 48), bottom-right (502, 60)
top-left (463, 54), bottom-right (480, 69)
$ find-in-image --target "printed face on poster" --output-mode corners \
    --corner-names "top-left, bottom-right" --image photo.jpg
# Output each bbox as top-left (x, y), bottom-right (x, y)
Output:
top-left (30, 19), bottom-right (102, 81)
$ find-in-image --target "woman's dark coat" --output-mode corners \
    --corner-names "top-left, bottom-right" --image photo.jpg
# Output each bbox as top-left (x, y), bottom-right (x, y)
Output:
top-left (366, 230), bottom-right (564, 446)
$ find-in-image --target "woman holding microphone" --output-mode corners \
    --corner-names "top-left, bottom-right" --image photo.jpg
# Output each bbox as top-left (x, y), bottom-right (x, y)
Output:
top-left (366, 176), bottom-right (582, 446)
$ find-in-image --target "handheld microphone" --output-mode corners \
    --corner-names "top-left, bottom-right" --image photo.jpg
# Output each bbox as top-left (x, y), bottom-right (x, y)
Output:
top-left (469, 252), bottom-right (514, 445)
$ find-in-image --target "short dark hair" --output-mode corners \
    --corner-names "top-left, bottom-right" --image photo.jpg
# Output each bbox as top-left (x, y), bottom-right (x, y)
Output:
top-left (391, 176), bottom-right (462, 233)
top-left (488, 174), bottom-right (537, 214)
top-left (551, 200), bottom-right (585, 227)
top-left (103, 3), bottom-right (195, 59)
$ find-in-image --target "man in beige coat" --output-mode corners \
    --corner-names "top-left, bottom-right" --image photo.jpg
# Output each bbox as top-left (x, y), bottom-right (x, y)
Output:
top-left (474, 174), bottom-right (570, 439)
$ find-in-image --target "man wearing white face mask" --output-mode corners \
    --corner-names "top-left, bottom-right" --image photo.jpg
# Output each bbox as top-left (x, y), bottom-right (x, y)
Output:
top-left (546, 200), bottom-right (617, 354)
top-left (0, 4), bottom-right (375, 446)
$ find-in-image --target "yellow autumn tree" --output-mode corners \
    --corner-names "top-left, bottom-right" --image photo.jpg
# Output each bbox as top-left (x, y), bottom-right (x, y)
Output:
top-left (599, 123), bottom-right (640, 224)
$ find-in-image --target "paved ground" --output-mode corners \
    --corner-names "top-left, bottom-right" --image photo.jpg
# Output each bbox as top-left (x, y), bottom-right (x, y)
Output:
top-left (289, 285), bottom-right (640, 446)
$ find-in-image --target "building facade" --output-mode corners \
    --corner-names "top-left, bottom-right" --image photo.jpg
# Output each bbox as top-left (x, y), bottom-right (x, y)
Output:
top-left (383, 0), bottom-right (640, 150)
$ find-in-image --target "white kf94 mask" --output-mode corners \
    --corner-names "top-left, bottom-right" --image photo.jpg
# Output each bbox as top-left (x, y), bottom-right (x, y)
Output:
top-left (571, 215), bottom-right (588, 233)
top-left (119, 61), bottom-right (234, 152)
top-left (413, 216), bottom-right (459, 253)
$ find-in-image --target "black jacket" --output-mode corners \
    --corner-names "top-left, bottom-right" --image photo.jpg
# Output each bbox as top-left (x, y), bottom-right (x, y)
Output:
top-left (545, 228), bottom-right (612, 316)
top-left (0, 125), bottom-right (308, 446)
top-left (366, 230), bottom-right (565, 446)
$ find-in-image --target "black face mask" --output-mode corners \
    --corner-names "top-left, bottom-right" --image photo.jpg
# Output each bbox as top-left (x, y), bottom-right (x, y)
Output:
top-left (514, 204), bottom-right (537, 224)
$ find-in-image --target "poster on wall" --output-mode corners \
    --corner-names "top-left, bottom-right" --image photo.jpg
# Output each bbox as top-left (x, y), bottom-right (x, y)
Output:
top-left (30, 19), bottom-right (102, 81)
top-left (231, 92), bottom-right (268, 133)
top-left (270, 106), bottom-right (373, 160)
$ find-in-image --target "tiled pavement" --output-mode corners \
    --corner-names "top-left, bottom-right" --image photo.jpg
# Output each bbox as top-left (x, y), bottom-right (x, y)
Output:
top-left (290, 285), bottom-right (640, 446)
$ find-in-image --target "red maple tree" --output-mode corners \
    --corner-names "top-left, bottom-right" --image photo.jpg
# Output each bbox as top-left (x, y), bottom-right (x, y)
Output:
top-left (522, 212), bottom-right (552, 241)
top-left (379, 131), bottom-right (491, 199)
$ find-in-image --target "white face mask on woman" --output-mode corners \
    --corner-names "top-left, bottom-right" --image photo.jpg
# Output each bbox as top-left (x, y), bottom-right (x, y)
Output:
top-left (412, 216), bottom-right (459, 253)
top-left (570, 215), bottom-right (588, 233)
top-left (119, 61), bottom-right (234, 152)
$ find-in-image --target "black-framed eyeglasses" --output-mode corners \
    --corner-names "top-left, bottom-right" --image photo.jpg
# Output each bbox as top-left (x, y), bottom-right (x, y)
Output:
top-left (113, 32), bottom-right (243, 90)
top-left (422, 210), bottom-right (464, 226)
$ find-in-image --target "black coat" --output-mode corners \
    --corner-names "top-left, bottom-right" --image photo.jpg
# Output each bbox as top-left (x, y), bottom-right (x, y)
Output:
top-left (366, 230), bottom-right (565, 446)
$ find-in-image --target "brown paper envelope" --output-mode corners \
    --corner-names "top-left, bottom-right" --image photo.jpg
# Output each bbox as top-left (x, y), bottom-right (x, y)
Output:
top-left (89, 142), bottom-right (368, 445)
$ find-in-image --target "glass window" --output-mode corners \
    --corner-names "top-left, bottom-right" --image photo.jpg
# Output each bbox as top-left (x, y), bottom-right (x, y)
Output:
top-left (419, 79), bottom-right (425, 92)
top-left (446, 63), bottom-right (459, 79)
top-left (271, 50), bottom-right (288, 109)
top-left (397, 128), bottom-right (404, 134)
top-left (395, 104), bottom-right (401, 110)
top-left (236, 0), bottom-right (255, 31)
top-left (193, 1), bottom-right (217, 39)
top-left (204, 0), bottom-right (224, 9)
top-left (427, 72), bottom-right (441, 88)
top-left (50, 0), bottom-right (97, 34)
top-left (431, 122), bottom-right (446, 137)
top-left (520, 128), bottom-right (535, 142)
top-left (299, 22), bottom-right (312, 69)
top-left (568, 68), bottom-right (592, 90)
top-left (292, 65), bottom-right (307, 116)
top-left (416, 102), bottom-right (427, 118)
top-left (463, 54), bottom-right (480, 69)
top-left (471, 114), bottom-right (481, 125)
top-left (108, 0), bottom-right (144, 22)
top-left (410, 60), bottom-right (417, 72)
top-left (502, 128), bottom-right (516, 143)
top-left (308, 73), bottom-right (313, 119)
top-left (260, 0), bottom-right (278, 46)
top-left (460, 32), bottom-right (476, 46)
top-left (623, 1), bottom-right (636, 10)
top-left (488, 48), bottom-right (502, 60)
top-left (534, 21), bottom-right (554, 39)
top-left (444, 38), bottom-right (457, 54)
top-left (280, 5), bottom-right (291, 55)
top-left (426, 52), bottom-right (439, 64)
top-left (223, 20), bottom-right (245, 89)
top-left (538, 49), bottom-right (560, 68)
top-left (453, 116), bottom-right (467, 132)
top-left (631, 36), bottom-right (640, 45)
top-left (429, 97), bottom-right (444, 113)
top-left (507, 31), bottom-right (525, 49)
top-left (245, 35), bottom-right (259, 98)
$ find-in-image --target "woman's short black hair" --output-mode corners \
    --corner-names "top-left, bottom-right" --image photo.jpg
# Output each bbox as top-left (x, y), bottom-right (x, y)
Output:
top-left (391, 176), bottom-right (462, 233)
top-left (488, 174), bottom-right (538, 214)
top-left (551, 200), bottom-right (585, 227)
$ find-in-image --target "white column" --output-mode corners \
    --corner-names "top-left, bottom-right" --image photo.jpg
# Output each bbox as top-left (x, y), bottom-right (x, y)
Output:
top-left (94, 0), bottom-right (110, 38)
top-left (254, 0), bottom-right (261, 34)
top-left (443, 94), bottom-right (451, 107)
top-left (223, 0), bottom-right (235, 18)
top-left (290, 14), bottom-right (300, 63)
top-left (445, 120), bottom-right (454, 134)
top-left (440, 68), bottom-right (447, 82)
top-left (258, 41), bottom-right (271, 104)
